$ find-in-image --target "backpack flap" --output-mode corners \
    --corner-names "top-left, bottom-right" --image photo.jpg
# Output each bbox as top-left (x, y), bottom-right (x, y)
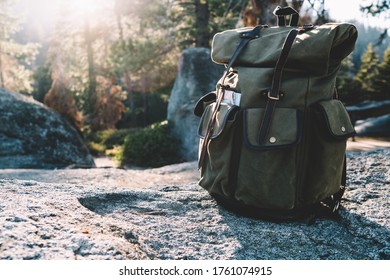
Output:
top-left (211, 23), bottom-right (357, 75)
top-left (198, 103), bottom-right (239, 139)
top-left (194, 92), bottom-right (216, 117)
top-left (315, 100), bottom-right (355, 139)
top-left (243, 108), bottom-right (302, 150)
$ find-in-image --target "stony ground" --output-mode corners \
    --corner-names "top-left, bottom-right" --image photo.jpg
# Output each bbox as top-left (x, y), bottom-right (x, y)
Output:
top-left (0, 141), bottom-right (389, 260)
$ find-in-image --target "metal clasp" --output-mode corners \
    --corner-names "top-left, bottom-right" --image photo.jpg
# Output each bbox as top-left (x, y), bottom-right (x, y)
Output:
top-left (332, 197), bottom-right (341, 213)
top-left (267, 90), bottom-right (280, 101)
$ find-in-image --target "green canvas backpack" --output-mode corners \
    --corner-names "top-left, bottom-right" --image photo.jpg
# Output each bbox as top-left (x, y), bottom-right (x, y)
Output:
top-left (194, 6), bottom-right (358, 221)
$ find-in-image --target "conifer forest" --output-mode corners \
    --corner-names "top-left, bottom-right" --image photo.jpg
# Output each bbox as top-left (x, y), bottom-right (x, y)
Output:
top-left (1, 0), bottom-right (389, 165)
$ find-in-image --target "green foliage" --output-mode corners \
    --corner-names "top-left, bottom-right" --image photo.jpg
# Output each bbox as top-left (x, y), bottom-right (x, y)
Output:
top-left (116, 91), bottom-right (170, 129)
top-left (350, 22), bottom-right (390, 69)
top-left (84, 120), bottom-right (182, 168)
top-left (107, 0), bottom-right (178, 129)
top-left (170, 0), bottom-right (244, 48)
top-left (10, 0), bottom-right (389, 138)
top-left (109, 35), bottom-right (177, 89)
top-left (352, 43), bottom-right (390, 101)
top-left (360, 0), bottom-right (390, 16)
top-left (84, 128), bottom-right (135, 156)
top-left (111, 0), bottom-right (178, 80)
top-left (372, 46), bottom-right (390, 100)
top-left (31, 64), bottom-right (52, 102)
top-left (118, 121), bottom-right (182, 168)
top-left (336, 54), bottom-right (363, 105)
top-left (354, 43), bottom-right (380, 99)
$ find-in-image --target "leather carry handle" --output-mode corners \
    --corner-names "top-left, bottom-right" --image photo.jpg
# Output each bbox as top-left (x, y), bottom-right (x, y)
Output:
top-left (273, 6), bottom-right (299, 27)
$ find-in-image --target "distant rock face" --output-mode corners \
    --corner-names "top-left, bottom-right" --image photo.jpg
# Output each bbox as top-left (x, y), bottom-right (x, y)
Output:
top-left (167, 48), bottom-right (224, 161)
top-left (346, 100), bottom-right (390, 137)
top-left (355, 114), bottom-right (390, 137)
top-left (0, 88), bottom-right (95, 169)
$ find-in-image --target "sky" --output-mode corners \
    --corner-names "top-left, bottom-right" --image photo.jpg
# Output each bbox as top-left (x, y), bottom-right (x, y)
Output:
top-left (321, 0), bottom-right (389, 28)
top-left (324, 0), bottom-right (363, 20)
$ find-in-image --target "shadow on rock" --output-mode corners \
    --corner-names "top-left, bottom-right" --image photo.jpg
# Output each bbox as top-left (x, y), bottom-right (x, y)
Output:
top-left (77, 183), bottom-right (389, 260)
top-left (216, 204), bottom-right (390, 260)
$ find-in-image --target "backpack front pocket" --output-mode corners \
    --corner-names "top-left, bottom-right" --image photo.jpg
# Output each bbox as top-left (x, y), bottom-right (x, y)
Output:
top-left (234, 107), bottom-right (303, 210)
top-left (243, 107), bottom-right (302, 150)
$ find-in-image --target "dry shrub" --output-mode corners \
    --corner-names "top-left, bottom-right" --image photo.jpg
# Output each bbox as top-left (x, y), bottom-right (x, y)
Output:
top-left (90, 76), bottom-right (126, 131)
top-left (44, 78), bottom-right (83, 130)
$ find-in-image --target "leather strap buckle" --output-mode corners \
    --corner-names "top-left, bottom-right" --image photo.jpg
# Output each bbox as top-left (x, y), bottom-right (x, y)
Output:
top-left (240, 25), bottom-right (265, 39)
top-left (268, 90), bottom-right (280, 101)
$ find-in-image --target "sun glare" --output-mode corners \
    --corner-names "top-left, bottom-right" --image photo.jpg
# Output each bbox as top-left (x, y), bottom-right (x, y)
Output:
top-left (45, 0), bottom-right (111, 26)
top-left (68, 0), bottom-right (103, 16)
top-left (29, 0), bottom-right (109, 23)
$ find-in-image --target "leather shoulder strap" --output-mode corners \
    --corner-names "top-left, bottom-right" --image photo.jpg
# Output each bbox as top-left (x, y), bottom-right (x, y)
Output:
top-left (198, 25), bottom-right (265, 170)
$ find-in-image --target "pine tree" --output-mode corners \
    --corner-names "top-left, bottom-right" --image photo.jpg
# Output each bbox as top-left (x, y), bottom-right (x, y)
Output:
top-left (170, 0), bottom-right (248, 49)
top-left (44, 1), bottom-right (126, 130)
top-left (110, 0), bottom-right (179, 127)
top-left (354, 43), bottom-right (380, 99)
top-left (42, 3), bottom-right (85, 130)
top-left (372, 46), bottom-right (390, 100)
top-left (336, 54), bottom-right (362, 104)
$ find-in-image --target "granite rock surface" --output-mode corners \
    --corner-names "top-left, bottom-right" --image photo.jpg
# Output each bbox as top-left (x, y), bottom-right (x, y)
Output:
top-left (0, 149), bottom-right (389, 260)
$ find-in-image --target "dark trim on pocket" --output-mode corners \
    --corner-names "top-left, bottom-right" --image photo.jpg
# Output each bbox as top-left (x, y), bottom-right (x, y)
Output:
top-left (313, 100), bottom-right (356, 140)
top-left (194, 92), bottom-right (217, 117)
top-left (198, 104), bottom-right (239, 139)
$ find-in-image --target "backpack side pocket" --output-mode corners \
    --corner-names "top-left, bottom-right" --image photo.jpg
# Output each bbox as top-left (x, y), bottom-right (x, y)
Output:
top-left (305, 99), bottom-right (355, 204)
top-left (197, 102), bottom-right (239, 198)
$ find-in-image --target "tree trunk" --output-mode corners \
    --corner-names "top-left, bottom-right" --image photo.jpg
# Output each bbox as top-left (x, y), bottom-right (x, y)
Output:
top-left (141, 74), bottom-right (149, 126)
top-left (84, 19), bottom-right (97, 119)
top-left (115, 6), bottom-right (137, 127)
top-left (195, 0), bottom-right (210, 48)
top-left (0, 48), bottom-right (4, 89)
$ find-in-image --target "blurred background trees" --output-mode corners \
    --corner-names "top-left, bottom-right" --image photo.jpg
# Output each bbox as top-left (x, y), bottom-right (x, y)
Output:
top-left (0, 0), bottom-right (39, 94)
top-left (1, 0), bottom-right (389, 164)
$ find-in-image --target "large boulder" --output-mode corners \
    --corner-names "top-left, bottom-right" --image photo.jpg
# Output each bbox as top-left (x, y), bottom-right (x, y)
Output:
top-left (167, 48), bottom-right (224, 161)
top-left (0, 88), bottom-right (95, 168)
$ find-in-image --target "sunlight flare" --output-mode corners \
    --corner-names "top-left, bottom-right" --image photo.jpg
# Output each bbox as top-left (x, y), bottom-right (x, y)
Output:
top-left (68, 0), bottom-right (103, 16)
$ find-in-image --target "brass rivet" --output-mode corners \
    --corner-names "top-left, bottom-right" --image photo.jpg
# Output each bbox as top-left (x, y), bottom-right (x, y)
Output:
top-left (269, 137), bottom-right (277, 143)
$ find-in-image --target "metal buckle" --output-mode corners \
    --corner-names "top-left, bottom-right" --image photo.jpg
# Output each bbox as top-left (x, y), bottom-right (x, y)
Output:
top-left (330, 194), bottom-right (341, 213)
top-left (267, 90), bottom-right (280, 101)
top-left (332, 199), bottom-right (341, 213)
top-left (298, 24), bottom-right (314, 33)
